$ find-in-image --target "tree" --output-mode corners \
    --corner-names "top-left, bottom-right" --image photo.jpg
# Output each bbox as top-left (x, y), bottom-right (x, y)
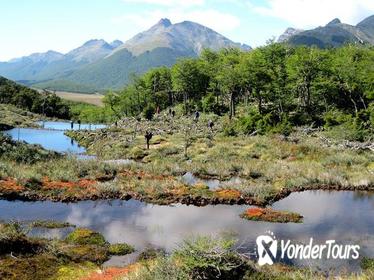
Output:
top-left (143, 67), bottom-right (173, 109)
top-left (260, 43), bottom-right (290, 121)
top-left (330, 45), bottom-right (372, 115)
top-left (216, 48), bottom-right (246, 119)
top-left (172, 59), bottom-right (209, 114)
top-left (104, 91), bottom-right (122, 119)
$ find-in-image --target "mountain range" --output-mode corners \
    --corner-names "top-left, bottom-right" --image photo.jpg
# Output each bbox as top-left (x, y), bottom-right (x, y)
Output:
top-left (279, 15), bottom-right (374, 48)
top-left (1, 15), bottom-right (373, 93)
top-left (0, 19), bottom-right (250, 92)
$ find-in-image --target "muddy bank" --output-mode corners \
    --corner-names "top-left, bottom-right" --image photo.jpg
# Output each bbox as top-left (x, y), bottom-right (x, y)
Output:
top-left (0, 185), bottom-right (264, 206)
top-left (1, 176), bottom-right (373, 207)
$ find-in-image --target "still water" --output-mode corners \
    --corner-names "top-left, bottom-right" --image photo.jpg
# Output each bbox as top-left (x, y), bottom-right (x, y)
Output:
top-left (37, 121), bottom-right (106, 131)
top-left (3, 121), bottom-right (106, 154)
top-left (4, 128), bottom-right (86, 154)
top-left (0, 191), bottom-right (373, 271)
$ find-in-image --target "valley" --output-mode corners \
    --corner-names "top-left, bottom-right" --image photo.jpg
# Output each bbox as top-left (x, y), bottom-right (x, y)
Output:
top-left (0, 9), bottom-right (373, 280)
top-left (54, 91), bottom-right (104, 107)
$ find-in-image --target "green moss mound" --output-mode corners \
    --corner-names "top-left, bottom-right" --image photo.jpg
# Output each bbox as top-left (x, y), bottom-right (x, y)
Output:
top-left (108, 243), bottom-right (135, 256)
top-left (65, 228), bottom-right (107, 246)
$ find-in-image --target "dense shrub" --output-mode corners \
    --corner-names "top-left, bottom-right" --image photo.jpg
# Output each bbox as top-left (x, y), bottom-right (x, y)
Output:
top-left (143, 104), bottom-right (156, 120)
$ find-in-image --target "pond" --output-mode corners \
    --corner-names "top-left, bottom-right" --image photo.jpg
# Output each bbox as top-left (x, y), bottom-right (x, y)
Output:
top-left (4, 128), bottom-right (86, 154)
top-left (3, 121), bottom-right (106, 154)
top-left (37, 121), bottom-right (106, 131)
top-left (181, 172), bottom-right (242, 190)
top-left (0, 190), bottom-right (373, 272)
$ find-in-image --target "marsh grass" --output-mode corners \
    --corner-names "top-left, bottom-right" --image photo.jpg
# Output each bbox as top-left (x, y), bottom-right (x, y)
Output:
top-left (2, 113), bottom-right (373, 203)
top-left (123, 237), bottom-right (374, 280)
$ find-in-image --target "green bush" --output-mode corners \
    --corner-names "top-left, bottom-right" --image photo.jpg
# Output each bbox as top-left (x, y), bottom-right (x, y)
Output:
top-left (143, 104), bottom-right (156, 120)
top-left (173, 236), bottom-right (249, 280)
top-left (270, 118), bottom-right (293, 136)
top-left (323, 109), bottom-right (352, 128)
top-left (202, 93), bottom-right (228, 115)
top-left (223, 123), bottom-right (238, 137)
top-left (236, 109), bottom-right (263, 134)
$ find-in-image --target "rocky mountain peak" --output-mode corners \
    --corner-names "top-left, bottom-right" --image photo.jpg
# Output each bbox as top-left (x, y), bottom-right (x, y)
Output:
top-left (327, 18), bottom-right (341, 26)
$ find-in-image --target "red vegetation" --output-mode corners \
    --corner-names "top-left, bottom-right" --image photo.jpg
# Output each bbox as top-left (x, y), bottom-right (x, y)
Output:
top-left (241, 207), bottom-right (303, 223)
top-left (215, 189), bottom-right (241, 199)
top-left (81, 265), bottom-right (139, 280)
top-left (0, 178), bottom-right (24, 191)
top-left (0, 177), bottom-right (97, 196)
top-left (245, 207), bottom-right (265, 217)
top-left (42, 177), bottom-right (96, 191)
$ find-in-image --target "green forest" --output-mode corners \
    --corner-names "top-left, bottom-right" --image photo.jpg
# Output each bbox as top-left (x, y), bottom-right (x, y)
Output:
top-left (102, 43), bottom-right (373, 141)
top-left (1, 43), bottom-right (373, 141)
top-left (0, 76), bottom-right (71, 119)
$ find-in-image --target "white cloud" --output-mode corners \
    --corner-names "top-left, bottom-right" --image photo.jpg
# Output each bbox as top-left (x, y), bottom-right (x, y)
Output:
top-left (122, 0), bottom-right (205, 7)
top-left (113, 8), bottom-right (240, 34)
top-left (250, 0), bottom-right (374, 28)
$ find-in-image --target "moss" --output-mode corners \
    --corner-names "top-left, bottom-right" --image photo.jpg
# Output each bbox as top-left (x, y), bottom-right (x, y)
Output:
top-left (65, 228), bottom-right (107, 246)
top-left (0, 254), bottom-right (61, 280)
top-left (361, 258), bottom-right (374, 270)
top-left (30, 220), bottom-right (75, 229)
top-left (108, 243), bottom-right (135, 256)
top-left (53, 262), bottom-right (97, 280)
top-left (240, 207), bottom-right (303, 223)
top-left (60, 244), bottom-right (109, 264)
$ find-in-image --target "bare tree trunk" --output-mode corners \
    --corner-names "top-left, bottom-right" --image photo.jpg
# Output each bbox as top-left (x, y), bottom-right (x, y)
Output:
top-left (229, 92), bottom-right (234, 120)
top-left (359, 94), bottom-right (367, 110)
top-left (184, 92), bottom-right (188, 115)
top-left (346, 90), bottom-right (358, 115)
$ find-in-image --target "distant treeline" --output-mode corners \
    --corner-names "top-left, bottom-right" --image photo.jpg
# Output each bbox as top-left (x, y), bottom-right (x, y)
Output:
top-left (0, 77), bottom-right (113, 123)
top-left (105, 43), bottom-right (373, 140)
top-left (0, 77), bottom-right (70, 119)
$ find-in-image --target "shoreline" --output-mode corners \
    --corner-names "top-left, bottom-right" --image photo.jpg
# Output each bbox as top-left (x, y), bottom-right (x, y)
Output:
top-left (1, 179), bottom-right (372, 206)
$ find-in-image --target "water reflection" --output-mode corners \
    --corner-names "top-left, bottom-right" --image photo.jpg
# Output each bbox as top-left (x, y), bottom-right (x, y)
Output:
top-left (181, 172), bottom-right (220, 190)
top-left (4, 128), bottom-right (86, 154)
top-left (181, 172), bottom-right (242, 190)
top-left (0, 191), bottom-right (373, 271)
top-left (37, 121), bottom-right (106, 131)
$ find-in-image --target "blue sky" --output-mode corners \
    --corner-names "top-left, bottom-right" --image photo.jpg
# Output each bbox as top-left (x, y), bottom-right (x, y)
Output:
top-left (1, 0), bottom-right (374, 61)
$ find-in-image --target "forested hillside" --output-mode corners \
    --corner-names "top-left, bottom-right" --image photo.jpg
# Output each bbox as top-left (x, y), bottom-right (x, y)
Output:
top-left (0, 76), bottom-right (70, 119)
top-left (105, 43), bottom-right (373, 141)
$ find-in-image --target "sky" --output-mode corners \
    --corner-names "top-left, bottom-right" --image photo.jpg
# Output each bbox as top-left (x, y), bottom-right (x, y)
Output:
top-left (0, 0), bottom-right (374, 61)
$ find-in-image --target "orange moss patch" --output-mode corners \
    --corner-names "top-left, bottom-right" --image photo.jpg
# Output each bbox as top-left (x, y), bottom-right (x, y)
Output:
top-left (214, 189), bottom-right (241, 199)
top-left (245, 207), bottom-right (264, 217)
top-left (0, 178), bottom-right (25, 192)
top-left (0, 176), bottom-right (98, 197)
top-left (81, 264), bottom-right (139, 280)
top-left (241, 207), bottom-right (303, 223)
top-left (42, 178), bottom-right (97, 192)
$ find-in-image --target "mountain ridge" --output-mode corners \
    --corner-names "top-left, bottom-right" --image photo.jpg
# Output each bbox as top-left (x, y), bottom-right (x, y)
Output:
top-left (283, 14), bottom-right (374, 47)
top-left (0, 18), bottom-right (251, 92)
